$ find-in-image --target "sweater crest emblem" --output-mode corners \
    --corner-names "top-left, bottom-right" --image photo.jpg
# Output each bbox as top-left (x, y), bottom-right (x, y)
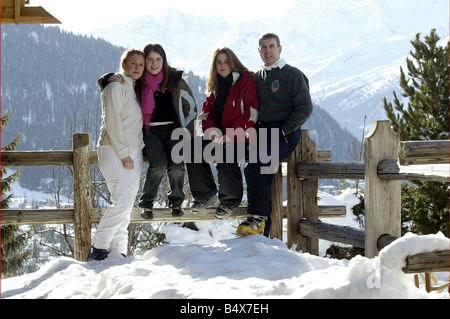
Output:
top-left (271, 80), bottom-right (280, 93)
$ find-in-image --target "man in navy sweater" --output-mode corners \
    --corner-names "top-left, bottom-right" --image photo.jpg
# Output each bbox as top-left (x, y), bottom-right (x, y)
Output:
top-left (237, 33), bottom-right (313, 237)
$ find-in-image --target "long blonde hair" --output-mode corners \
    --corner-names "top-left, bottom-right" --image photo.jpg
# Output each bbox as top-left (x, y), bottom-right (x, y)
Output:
top-left (118, 48), bottom-right (145, 73)
top-left (206, 47), bottom-right (251, 93)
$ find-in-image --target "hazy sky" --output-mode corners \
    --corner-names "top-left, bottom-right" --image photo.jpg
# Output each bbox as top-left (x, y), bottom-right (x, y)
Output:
top-left (32, 0), bottom-right (296, 35)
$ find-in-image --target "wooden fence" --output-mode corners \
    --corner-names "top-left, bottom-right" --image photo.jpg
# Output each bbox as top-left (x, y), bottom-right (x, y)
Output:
top-left (1, 132), bottom-right (344, 260)
top-left (2, 120), bottom-right (449, 291)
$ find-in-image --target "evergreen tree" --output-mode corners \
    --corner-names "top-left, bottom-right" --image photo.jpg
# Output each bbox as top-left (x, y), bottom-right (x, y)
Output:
top-left (384, 29), bottom-right (449, 237)
top-left (1, 110), bottom-right (30, 277)
top-left (1, 111), bottom-right (21, 206)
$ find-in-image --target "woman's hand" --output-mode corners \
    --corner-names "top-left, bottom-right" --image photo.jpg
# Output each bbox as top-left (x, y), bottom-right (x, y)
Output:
top-left (122, 156), bottom-right (134, 170)
top-left (211, 135), bottom-right (231, 145)
top-left (222, 135), bottom-right (231, 144)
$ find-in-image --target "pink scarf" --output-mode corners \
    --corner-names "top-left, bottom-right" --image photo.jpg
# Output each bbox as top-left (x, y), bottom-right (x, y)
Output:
top-left (141, 70), bottom-right (164, 134)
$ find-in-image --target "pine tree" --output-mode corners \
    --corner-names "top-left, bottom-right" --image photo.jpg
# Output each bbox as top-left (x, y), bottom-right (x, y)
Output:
top-left (1, 110), bottom-right (30, 277)
top-left (384, 29), bottom-right (449, 237)
top-left (1, 111), bottom-right (21, 206)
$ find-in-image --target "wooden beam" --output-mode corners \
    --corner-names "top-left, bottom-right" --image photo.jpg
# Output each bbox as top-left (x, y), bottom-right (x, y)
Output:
top-left (1, 151), bottom-right (75, 166)
top-left (364, 121), bottom-right (401, 258)
top-left (1, 0), bottom-right (25, 6)
top-left (300, 130), bottom-right (320, 255)
top-left (317, 205), bottom-right (348, 218)
top-left (376, 234), bottom-right (398, 250)
top-left (0, 205), bottom-right (346, 226)
top-left (317, 150), bottom-right (331, 162)
top-left (287, 137), bottom-right (306, 251)
top-left (1, 6), bottom-right (61, 24)
top-left (295, 159), bottom-right (449, 183)
top-left (399, 140), bottom-right (450, 165)
top-left (1, 209), bottom-right (75, 225)
top-left (403, 250), bottom-right (450, 274)
top-left (72, 133), bottom-right (92, 262)
top-left (296, 161), bottom-right (365, 180)
top-left (15, 0), bottom-right (21, 25)
top-left (299, 219), bottom-right (365, 248)
top-left (2, 150), bottom-right (331, 167)
top-left (377, 159), bottom-right (449, 183)
top-left (270, 165), bottom-right (284, 240)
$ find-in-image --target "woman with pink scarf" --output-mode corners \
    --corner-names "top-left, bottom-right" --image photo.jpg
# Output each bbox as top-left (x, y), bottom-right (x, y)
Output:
top-left (137, 44), bottom-right (200, 218)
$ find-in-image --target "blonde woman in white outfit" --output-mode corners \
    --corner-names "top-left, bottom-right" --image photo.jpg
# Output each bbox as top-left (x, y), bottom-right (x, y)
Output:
top-left (88, 49), bottom-right (146, 261)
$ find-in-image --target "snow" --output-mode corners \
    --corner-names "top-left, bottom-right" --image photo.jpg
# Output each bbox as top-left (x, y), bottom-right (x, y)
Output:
top-left (2, 186), bottom-right (449, 299)
top-left (4, 177), bottom-right (72, 209)
top-left (1, 230), bottom-right (448, 299)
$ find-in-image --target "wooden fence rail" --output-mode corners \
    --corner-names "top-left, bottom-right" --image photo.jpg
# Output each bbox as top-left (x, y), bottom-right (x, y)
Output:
top-left (296, 160), bottom-right (448, 183)
top-left (1, 205), bottom-right (347, 226)
top-left (399, 140), bottom-right (450, 165)
top-left (0, 149), bottom-right (332, 167)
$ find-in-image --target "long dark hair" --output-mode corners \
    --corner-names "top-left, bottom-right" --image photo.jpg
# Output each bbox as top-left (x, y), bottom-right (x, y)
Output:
top-left (142, 43), bottom-right (181, 92)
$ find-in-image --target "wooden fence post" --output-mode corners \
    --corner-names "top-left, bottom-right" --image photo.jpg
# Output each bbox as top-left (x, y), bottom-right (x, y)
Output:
top-left (287, 130), bottom-right (319, 254)
top-left (300, 130), bottom-right (319, 255)
top-left (364, 121), bottom-right (401, 258)
top-left (270, 164), bottom-right (283, 240)
top-left (72, 133), bottom-right (92, 261)
top-left (287, 138), bottom-right (304, 251)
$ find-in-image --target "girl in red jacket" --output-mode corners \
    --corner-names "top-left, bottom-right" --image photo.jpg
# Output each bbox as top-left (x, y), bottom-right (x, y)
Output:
top-left (196, 47), bottom-right (259, 218)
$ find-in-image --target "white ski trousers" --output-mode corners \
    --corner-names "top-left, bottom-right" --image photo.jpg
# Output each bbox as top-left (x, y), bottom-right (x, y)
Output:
top-left (93, 145), bottom-right (143, 255)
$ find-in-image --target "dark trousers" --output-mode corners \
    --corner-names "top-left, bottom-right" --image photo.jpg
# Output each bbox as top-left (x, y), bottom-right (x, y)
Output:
top-left (186, 161), bottom-right (217, 200)
top-left (139, 124), bottom-right (185, 209)
top-left (244, 121), bottom-right (302, 236)
top-left (187, 138), bottom-right (247, 209)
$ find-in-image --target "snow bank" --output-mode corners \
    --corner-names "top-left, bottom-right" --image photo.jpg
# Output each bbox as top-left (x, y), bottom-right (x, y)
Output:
top-left (1, 230), bottom-right (448, 299)
top-left (3, 186), bottom-right (448, 299)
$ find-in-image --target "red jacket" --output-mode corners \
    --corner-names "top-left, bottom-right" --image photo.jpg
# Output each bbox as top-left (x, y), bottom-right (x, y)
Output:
top-left (199, 71), bottom-right (259, 142)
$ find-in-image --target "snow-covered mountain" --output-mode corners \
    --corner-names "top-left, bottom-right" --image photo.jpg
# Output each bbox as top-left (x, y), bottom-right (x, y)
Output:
top-left (91, 0), bottom-right (449, 136)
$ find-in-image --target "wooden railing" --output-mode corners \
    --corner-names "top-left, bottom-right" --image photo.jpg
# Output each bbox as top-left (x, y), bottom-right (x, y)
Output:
top-left (293, 121), bottom-right (449, 256)
top-left (2, 120), bottom-right (449, 292)
top-left (292, 120), bottom-right (449, 291)
top-left (1, 132), bottom-right (343, 260)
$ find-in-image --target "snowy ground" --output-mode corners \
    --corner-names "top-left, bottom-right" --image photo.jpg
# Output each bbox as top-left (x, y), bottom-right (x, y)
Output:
top-left (1, 228), bottom-right (449, 300)
top-left (1, 186), bottom-right (449, 299)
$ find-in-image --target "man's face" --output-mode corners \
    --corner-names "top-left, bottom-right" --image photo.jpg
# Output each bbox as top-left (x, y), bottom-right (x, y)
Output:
top-left (259, 38), bottom-right (282, 66)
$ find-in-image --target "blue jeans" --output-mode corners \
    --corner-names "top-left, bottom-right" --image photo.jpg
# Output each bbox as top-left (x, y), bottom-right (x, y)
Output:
top-left (244, 121), bottom-right (302, 236)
